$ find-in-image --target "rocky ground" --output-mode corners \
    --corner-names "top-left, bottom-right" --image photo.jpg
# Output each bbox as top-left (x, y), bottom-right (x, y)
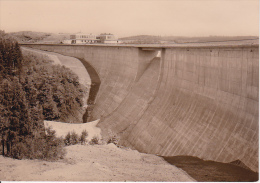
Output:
top-left (0, 144), bottom-right (194, 182)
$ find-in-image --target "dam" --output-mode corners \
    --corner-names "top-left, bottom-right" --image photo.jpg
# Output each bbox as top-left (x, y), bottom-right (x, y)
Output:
top-left (21, 42), bottom-right (259, 172)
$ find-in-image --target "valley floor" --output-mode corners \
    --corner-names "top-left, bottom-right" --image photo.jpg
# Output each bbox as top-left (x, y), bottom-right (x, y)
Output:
top-left (0, 144), bottom-right (194, 181)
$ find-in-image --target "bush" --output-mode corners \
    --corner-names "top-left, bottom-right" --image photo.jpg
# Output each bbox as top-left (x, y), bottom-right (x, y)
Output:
top-left (64, 132), bottom-right (71, 146)
top-left (79, 130), bottom-right (88, 145)
top-left (11, 127), bottom-right (66, 160)
top-left (107, 135), bottom-right (120, 146)
top-left (64, 130), bottom-right (89, 146)
top-left (106, 129), bottom-right (120, 146)
top-left (89, 136), bottom-right (99, 145)
top-left (70, 131), bottom-right (79, 145)
top-left (11, 141), bottom-right (27, 159)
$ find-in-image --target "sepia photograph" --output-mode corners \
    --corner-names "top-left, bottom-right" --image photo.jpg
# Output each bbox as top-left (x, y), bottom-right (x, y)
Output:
top-left (0, 0), bottom-right (259, 182)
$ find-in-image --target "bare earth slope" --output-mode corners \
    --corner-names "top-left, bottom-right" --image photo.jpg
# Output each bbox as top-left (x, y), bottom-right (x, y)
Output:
top-left (0, 144), bottom-right (194, 182)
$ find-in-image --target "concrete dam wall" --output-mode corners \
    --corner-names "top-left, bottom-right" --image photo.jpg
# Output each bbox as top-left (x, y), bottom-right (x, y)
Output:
top-left (22, 44), bottom-right (259, 171)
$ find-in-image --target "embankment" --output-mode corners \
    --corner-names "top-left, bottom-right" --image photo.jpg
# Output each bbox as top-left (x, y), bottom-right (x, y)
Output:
top-left (21, 43), bottom-right (259, 172)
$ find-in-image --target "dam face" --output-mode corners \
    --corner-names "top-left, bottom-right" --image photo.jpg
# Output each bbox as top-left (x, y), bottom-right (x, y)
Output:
top-left (22, 44), bottom-right (259, 172)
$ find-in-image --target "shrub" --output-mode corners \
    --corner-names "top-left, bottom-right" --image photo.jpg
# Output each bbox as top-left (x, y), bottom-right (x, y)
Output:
top-left (11, 127), bottom-right (66, 160)
top-left (12, 141), bottom-right (27, 159)
top-left (79, 130), bottom-right (88, 145)
top-left (107, 135), bottom-right (120, 146)
top-left (64, 132), bottom-right (71, 146)
top-left (43, 128), bottom-right (66, 160)
top-left (70, 131), bottom-right (79, 145)
top-left (89, 136), bottom-right (99, 145)
top-left (106, 129), bottom-right (120, 146)
top-left (64, 131), bottom-right (84, 146)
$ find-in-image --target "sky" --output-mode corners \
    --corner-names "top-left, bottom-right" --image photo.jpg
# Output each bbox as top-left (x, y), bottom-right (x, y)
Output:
top-left (0, 0), bottom-right (259, 37)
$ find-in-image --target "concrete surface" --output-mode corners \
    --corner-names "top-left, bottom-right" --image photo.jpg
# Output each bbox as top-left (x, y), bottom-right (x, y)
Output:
top-left (21, 43), bottom-right (259, 172)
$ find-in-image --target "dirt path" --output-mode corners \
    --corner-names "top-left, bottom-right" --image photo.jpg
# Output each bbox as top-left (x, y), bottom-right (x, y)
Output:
top-left (0, 144), bottom-right (195, 181)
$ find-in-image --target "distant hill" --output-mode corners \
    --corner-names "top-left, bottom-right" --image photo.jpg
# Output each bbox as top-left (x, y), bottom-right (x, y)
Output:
top-left (120, 35), bottom-right (259, 44)
top-left (8, 31), bottom-right (70, 44)
top-left (119, 35), bottom-right (161, 44)
top-left (8, 31), bottom-right (259, 44)
top-left (169, 36), bottom-right (259, 43)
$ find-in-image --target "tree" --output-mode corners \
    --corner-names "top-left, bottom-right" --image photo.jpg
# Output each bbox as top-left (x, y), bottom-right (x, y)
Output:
top-left (0, 32), bottom-right (84, 159)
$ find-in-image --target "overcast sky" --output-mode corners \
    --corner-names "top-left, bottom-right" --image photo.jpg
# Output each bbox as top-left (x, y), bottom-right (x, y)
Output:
top-left (0, 0), bottom-right (259, 37)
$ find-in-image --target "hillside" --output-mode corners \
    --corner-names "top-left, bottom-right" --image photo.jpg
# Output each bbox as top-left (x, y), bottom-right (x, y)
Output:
top-left (120, 35), bottom-right (259, 43)
top-left (21, 47), bottom-right (91, 123)
top-left (9, 31), bottom-right (70, 44)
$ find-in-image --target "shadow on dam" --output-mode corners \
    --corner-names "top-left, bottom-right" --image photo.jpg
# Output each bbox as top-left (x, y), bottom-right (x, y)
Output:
top-left (76, 57), bottom-right (101, 123)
